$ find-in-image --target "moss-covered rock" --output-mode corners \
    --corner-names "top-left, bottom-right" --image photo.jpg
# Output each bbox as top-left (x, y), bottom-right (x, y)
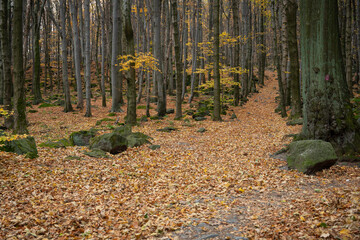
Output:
top-left (197, 127), bottom-right (206, 133)
top-left (194, 117), bottom-right (207, 121)
top-left (126, 132), bottom-right (151, 147)
top-left (0, 136), bottom-right (38, 159)
top-left (90, 132), bottom-right (128, 154)
top-left (286, 118), bottom-right (303, 126)
top-left (287, 140), bottom-right (337, 174)
top-left (70, 129), bottom-right (97, 146)
top-left (156, 126), bottom-right (177, 132)
top-left (149, 144), bottom-right (160, 150)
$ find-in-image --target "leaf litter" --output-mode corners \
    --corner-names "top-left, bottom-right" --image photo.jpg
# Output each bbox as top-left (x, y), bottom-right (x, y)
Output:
top-left (1, 72), bottom-right (359, 239)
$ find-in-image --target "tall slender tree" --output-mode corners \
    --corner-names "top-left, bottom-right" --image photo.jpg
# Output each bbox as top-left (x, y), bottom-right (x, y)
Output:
top-left (171, 0), bottom-right (183, 119)
top-left (231, 0), bottom-right (240, 106)
top-left (69, 0), bottom-right (84, 109)
top-left (124, 0), bottom-right (136, 125)
top-left (213, 0), bottom-right (221, 121)
top-left (12, 0), bottom-right (27, 134)
top-left (84, 0), bottom-right (92, 117)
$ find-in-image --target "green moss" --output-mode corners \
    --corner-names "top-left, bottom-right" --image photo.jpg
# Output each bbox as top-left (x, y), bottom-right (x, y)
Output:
top-left (38, 103), bottom-right (56, 108)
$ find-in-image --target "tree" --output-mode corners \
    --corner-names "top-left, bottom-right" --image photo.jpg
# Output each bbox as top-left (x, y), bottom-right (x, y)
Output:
top-left (286, 0), bottom-right (301, 119)
top-left (123, 0), bottom-right (136, 125)
top-left (84, 0), bottom-right (92, 117)
top-left (12, 0), bottom-right (27, 134)
top-left (300, 0), bottom-right (360, 153)
top-left (30, 0), bottom-right (45, 105)
top-left (96, 0), bottom-right (106, 108)
top-left (171, 0), bottom-right (183, 119)
top-left (0, 0), bottom-right (13, 128)
top-left (153, 0), bottom-right (166, 117)
top-left (69, 0), bottom-right (84, 109)
top-left (231, 0), bottom-right (240, 106)
top-left (111, 0), bottom-right (122, 113)
top-left (59, 0), bottom-right (74, 112)
top-left (213, 0), bottom-right (221, 121)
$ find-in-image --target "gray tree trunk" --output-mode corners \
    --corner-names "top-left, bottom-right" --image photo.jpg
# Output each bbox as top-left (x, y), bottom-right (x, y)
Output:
top-left (213, 0), bottom-right (221, 121)
top-left (271, 0), bottom-right (287, 117)
top-left (0, 0), bottom-right (13, 128)
top-left (231, 0), bottom-right (240, 106)
top-left (69, 0), bottom-right (84, 109)
top-left (84, 0), bottom-right (92, 117)
top-left (171, 0), bottom-right (182, 119)
top-left (181, 0), bottom-right (188, 100)
top-left (0, 39), bottom-right (3, 105)
top-left (111, 0), bottom-right (122, 112)
top-left (12, 0), bottom-right (27, 134)
top-left (345, 0), bottom-right (353, 97)
top-left (123, 0), bottom-right (137, 125)
top-left (96, 0), bottom-right (106, 107)
top-left (154, 0), bottom-right (166, 116)
top-left (286, 0), bottom-right (301, 119)
top-left (300, 0), bottom-right (360, 154)
top-left (60, 0), bottom-right (73, 112)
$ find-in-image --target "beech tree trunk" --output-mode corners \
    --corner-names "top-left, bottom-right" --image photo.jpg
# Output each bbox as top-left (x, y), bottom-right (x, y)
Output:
top-left (69, 0), bottom-right (84, 109)
top-left (12, 0), bottom-right (27, 134)
top-left (231, 0), bottom-right (240, 106)
top-left (0, 0), bottom-right (13, 128)
top-left (213, 0), bottom-right (221, 121)
top-left (171, 0), bottom-right (182, 119)
top-left (345, 0), bottom-right (352, 97)
top-left (286, 0), bottom-right (302, 119)
top-left (300, 0), bottom-right (360, 154)
top-left (124, 0), bottom-right (136, 125)
top-left (154, 0), bottom-right (166, 116)
top-left (84, 0), bottom-right (92, 117)
top-left (60, 0), bottom-right (73, 113)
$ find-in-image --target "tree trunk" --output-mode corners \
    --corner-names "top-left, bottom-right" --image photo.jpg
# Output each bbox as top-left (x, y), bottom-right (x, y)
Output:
top-left (258, 5), bottom-right (266, 86)
top-left (231, 0), bottom-right (240, 106)
top-left (213, 0), bottom-right (221, 121)
top-left (0, 0), bottom-right (13, 128)
top-left (286, 0), bottom-right (302, 119)
top-left (280, 1), bottom-right (289, 106)
top-left (181, 0), bottom-right (188, 101)
top-left (69, 0), bottom-right (84, 109)
top-left (84, 0), bottom-right (92, 117)
top-left (0, 39), bottom-right (3, 105)
top-left (171, 0), bottom-right (182, 119)
top-left (271, 0), bottom-right (287, 117)
top-left (123, 0), bottom-right (137, 125)
top-left (345, 0), bottom-right (353, 97)
top-left (111, 0), bottom-right (122, 112)
top-left (12, 0), bottom-right (27, 134)
top-left (154, 0), bottom-right (166, 116)
top-left (241, 0), bottom-right (250, 99)
top-left (31, 0), bottom-right (43, 105)
top-left (96, 0), bottom-right (106, 107)
top-left (300, 0), bottom-right (360, 154)
top-left (60, 0), bottom-right (74, 113)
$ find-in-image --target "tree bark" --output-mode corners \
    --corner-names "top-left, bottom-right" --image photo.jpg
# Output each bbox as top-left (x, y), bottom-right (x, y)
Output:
top-left (300, 0), bottom-right (360, 154)
top-left (181, 0), bottom-right (188, 100)
top-left (111, 0), bottom-right (122, 112)
top-left (258, 4), bottom-right (266, 86)
top-left (84, 0), bottom-right (92, 117)
top-left (286, 0), bottom-right (301, 119)
top-left (231, 0), bottom-right (240, 106)
top-left (12, 0), bottom-right (27, 134)
top-left (345, 0), bottom-right (353, 97)
top-left (0, 0), bottom-right (13, 128)
top-left (213, 0), bottom-right (221, 121)
top-left (171, 0), bottom-right (182, 119)
top-left (69, 0), bottom-right (84, 109)
top-left (271, 0), bottom-right (287, 117)
top-left (124, 0), bottom-right (137, 125)
top-left (60, 0), bottom-right (74, 112)
top-left (96, 0), bottom-right (106, 107)
top-left (154, 0), bottom-right (166, 116)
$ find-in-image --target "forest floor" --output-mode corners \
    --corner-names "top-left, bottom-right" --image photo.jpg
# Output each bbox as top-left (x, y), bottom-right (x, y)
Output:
top-left (0, 71), bottom-right (359, 239)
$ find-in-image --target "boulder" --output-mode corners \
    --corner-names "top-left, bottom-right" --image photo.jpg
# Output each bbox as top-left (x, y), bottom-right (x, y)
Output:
top-left (90, 132), bottom-right (128, 154)
top-left (194, 117), bottom-right (207, 121)
top-left (126, 132), bottom-right (151, 147)
top-left (156, 126), bottom-right (177, 132)
top-left (287, 140), bottom-right (337, 174)
top-left (70, 129), bottom-right (97, 146)
top-left (1, 136), bottom-right (38, 159)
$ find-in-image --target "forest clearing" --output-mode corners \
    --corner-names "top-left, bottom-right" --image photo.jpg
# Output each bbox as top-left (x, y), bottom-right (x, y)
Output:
top-left (1, 73), bottom-right (359, 239)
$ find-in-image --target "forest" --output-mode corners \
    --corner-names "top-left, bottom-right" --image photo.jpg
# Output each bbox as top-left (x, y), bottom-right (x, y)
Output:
top-left (0, 0), bottom-right (359, 239)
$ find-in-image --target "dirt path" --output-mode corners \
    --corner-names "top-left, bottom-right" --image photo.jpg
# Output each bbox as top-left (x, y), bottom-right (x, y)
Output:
top-left (0, 73), bottom-right (359, 239)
